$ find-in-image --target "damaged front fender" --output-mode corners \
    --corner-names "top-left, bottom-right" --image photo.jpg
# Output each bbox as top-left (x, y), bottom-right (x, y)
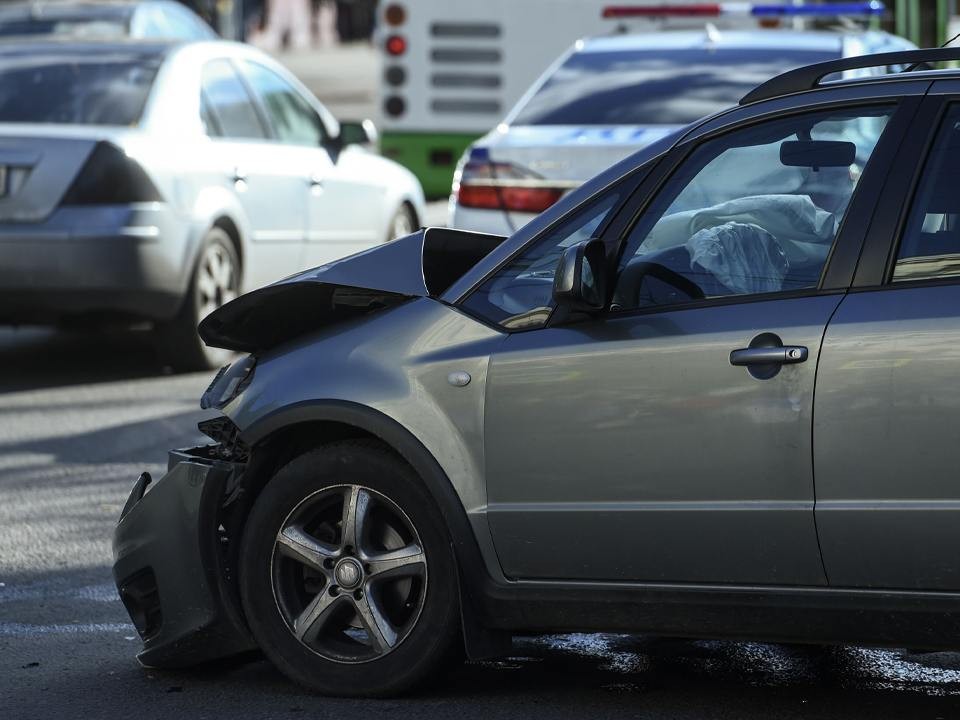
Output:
top-left (198, 228), bottom-right (506, 354)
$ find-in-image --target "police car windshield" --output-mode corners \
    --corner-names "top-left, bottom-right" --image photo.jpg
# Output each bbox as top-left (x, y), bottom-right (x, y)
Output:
top-left (512, 48), bottom-right (838, 126)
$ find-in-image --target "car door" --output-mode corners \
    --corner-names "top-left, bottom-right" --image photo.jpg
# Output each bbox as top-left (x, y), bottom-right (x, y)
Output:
top-left (201, 58), bottom-right (307, 289)
top-left (466, 100), bottom-right (907, 585)
top-left (240, 59), bottom-right (384, 268)
top-left (814, 87), bottom-right (960, 591)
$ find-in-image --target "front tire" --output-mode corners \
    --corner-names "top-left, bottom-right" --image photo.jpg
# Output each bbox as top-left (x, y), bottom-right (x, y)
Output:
top-left (239, 440), bottom-right (461, 696)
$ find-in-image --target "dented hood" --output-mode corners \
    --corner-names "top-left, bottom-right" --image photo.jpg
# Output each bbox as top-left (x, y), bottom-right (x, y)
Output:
top-left (198, 228), bottom-right (506, 353)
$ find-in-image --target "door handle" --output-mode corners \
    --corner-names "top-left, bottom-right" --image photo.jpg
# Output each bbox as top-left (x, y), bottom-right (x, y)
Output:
top-left (231, 167), bottom-right (247, 186)
top-left (307, 173), bottom-right (324, 189)
top-left (730, 345), bottom-right (808, 366)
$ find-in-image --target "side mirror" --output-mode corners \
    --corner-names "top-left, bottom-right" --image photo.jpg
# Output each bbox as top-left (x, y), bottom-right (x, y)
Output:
top-left (553, 239), bottom-right (608, 313)
top-left (337, 119), bottom-right (379, 149)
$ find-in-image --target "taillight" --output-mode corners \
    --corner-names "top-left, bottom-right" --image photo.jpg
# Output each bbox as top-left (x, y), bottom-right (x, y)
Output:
top-left (61, 142), bottom-right (162, 205)
top-left (454, 157), bottom-right (566, 214)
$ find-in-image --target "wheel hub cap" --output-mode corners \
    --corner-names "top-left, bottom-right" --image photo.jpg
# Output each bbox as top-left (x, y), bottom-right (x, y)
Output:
top-left (334, 557), bottom-right (363, 589)
top-left (271, 484), bottom-right (428, 663)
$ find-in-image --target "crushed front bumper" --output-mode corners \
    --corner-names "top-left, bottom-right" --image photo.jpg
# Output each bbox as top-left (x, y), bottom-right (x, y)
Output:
top-left (112, 447), bottom-right (255, 668)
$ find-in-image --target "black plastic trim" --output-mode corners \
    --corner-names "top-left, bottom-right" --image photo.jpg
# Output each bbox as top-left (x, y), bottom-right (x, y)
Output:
top-left (478, 579), bottom-right (960, 650)
top-left (741, 47), bottom-right (960, 105)
top-left (852, 96), bottom-right (945, 287)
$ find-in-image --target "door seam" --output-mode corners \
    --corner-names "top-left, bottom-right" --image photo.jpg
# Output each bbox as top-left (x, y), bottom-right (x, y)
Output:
top-left (810, 291), bottom-right (848, 586)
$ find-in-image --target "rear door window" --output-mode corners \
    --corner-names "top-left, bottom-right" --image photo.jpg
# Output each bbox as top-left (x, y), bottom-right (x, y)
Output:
top-left (240, 61), bottom-right (327, 146)
top-left (201, 59), bottom-right (267, 140)
top-left (892, 104), bottom-right (960, 282)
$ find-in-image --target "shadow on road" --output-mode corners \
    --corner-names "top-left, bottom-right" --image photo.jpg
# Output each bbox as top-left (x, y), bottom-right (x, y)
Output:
top-left (0, 327), bottom-right (180, 393)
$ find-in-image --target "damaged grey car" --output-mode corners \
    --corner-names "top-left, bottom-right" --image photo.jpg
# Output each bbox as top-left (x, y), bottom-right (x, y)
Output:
top-left (114, 48), bottom-right (960, 696)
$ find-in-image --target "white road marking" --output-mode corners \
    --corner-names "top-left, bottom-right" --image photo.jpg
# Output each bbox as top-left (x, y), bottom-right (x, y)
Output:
top-left (0, 582), bottom-right (119, 604)
top-left (0, 622), bottom-right (133, 636)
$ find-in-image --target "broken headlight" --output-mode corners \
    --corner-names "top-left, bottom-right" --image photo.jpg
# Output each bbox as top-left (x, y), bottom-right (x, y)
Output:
top-left (200, 355), bottom-right (256, 410)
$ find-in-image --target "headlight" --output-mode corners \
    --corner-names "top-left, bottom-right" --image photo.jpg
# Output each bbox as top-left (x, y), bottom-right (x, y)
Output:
top-left (200, 355), bottom-right (256, 410)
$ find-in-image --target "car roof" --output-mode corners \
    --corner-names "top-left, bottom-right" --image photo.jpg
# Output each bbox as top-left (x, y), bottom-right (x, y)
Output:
top-left (0, 35), bottom-right (176, 55)
top-left (577, 28), bottom-right (887, 54)
top-left (0, 1), bottom-right (149, 21)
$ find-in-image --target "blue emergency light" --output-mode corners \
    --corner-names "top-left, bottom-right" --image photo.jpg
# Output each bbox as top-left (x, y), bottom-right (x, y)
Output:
top-left (602, 3), bottom-right (885, 19)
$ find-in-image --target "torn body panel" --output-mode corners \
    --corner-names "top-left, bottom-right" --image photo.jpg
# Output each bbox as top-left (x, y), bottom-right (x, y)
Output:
top-left (112, 448), bottom-right (254, 668)
top-left (198, 228), bottom-right (506, 353)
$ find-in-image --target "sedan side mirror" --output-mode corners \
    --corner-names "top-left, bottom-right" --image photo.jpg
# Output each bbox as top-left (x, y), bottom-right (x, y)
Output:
top-left (553, 239), bottom-right (608, 313)
top-left (338, 119), bottom-right (379, 149)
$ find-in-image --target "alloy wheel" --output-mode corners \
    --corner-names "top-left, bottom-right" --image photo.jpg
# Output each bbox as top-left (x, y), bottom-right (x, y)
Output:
top-left (270, 484), bottom-right (428, 663)
top-left (391, 206), bottom-right (415, 239)
top-left (195, 241), bottom-right (237, 321)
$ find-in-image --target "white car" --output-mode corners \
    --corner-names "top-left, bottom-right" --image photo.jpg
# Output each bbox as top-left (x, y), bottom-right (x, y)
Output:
top-left (0, 38), bottom-right (425, 369)
top-left (449, 27), bottom-right (915, 236)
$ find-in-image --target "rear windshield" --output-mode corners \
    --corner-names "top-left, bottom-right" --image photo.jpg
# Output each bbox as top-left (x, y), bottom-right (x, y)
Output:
top-left (0, 19), bottom-right (128, 37)
top-left (511, 48), bottom-right (839, 126)
top-left (0, 52), bottom-right (160, 125)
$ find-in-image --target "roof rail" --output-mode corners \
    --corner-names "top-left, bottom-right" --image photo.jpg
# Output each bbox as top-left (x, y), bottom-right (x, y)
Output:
top-left (740, 46), bottom-right (960, 105)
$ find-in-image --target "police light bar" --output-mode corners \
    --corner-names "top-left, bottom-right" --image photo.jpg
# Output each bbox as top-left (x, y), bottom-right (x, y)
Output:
top-left (602, 2), bottom-right (884, 19)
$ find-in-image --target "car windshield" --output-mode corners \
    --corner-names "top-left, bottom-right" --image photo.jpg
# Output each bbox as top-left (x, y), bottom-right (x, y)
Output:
top-left (511, 47), bottom-right (839, 126)
top-left (0, 51), bottom-right (161, 125)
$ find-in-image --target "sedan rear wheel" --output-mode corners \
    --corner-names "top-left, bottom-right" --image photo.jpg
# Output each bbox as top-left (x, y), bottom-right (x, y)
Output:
top-left (240, 440), bottom-right (461, 696)
top-left (389, 203), bottom-right (417, 241)
top-left (160, 227), bottom-right (238, 371)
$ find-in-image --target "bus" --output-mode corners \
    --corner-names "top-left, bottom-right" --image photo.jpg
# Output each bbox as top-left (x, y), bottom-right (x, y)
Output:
top-left (373, 0), bottom-right (870, 198)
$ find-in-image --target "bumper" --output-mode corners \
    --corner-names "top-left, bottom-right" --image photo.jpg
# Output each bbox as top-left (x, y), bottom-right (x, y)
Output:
top-left (0, 204), bottom-right (192, 323)
top-left (112, 448), bottom-right (255, 668)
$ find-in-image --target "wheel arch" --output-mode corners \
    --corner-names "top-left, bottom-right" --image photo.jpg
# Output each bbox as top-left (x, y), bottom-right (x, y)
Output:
top-left (236, 400), bottom-right (510, 659)
top-left (211, 215), bottom-right (244, 275)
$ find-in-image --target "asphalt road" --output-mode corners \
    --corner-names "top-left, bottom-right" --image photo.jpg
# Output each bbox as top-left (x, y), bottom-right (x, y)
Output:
top-left (5, 330), bottom-right (960, 720)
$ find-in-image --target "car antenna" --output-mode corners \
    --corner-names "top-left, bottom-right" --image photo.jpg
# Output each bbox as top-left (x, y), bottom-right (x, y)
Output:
top-left (903, 30), bottom-right (960, 73)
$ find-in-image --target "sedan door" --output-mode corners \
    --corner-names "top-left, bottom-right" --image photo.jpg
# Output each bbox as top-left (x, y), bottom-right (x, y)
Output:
top-left (468, 100), bottom-right (907, 585)
top-left (239, 59), bottom-right (385, 269)
top-left (200, 59), bottom-right (307, 289)
top-left (814, 90), bottom-right (960, 591)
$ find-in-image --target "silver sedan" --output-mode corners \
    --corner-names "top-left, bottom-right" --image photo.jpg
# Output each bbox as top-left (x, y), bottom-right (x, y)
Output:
top-left (0, 38), bottom-right (426, 368)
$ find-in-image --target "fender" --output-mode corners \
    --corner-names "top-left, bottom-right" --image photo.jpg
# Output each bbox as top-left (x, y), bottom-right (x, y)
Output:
top-left (239, 399), bottom-right (512, 660)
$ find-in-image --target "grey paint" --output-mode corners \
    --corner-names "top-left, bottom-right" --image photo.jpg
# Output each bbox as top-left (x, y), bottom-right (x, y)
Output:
top-left (815, 286), bottom-right (960, 590)
top-left (484, 296), bottom-right (839, 584)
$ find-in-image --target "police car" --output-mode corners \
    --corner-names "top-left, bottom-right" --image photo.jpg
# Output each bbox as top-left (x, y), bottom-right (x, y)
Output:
top-left (448, 2), bottom-right (915, 235)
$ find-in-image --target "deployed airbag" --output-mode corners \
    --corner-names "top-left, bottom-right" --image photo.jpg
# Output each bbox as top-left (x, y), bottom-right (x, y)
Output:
top-left (686, 221), bottom-right (788, 295)
top-left (644, 194), bottom-right (836, 266)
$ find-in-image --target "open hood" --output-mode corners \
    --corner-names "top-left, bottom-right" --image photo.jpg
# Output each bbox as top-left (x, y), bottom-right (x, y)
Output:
top-left (198, 228), bottom-right (507, 353)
